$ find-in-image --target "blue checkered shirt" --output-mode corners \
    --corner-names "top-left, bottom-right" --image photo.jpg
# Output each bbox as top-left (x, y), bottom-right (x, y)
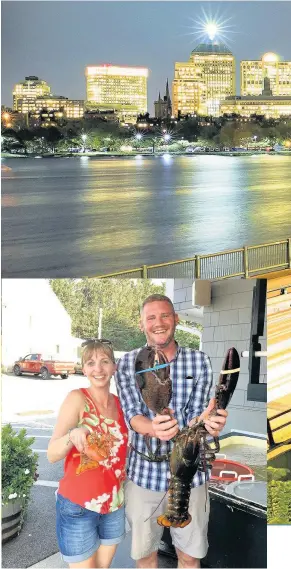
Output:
top-left (115, 346), bottom-right (213, 492)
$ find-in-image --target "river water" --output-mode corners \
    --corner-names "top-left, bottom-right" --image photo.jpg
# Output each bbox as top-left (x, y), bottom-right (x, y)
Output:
top-left (2, 154), bottom-right (291, 277)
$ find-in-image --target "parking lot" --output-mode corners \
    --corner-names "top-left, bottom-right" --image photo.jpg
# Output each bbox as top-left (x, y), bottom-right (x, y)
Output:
top-left (2, 372), bottom-right (108, 424)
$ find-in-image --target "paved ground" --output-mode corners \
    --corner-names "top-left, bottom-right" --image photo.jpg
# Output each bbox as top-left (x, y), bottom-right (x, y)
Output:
top-left (2, 373), bottom-right (90, 424)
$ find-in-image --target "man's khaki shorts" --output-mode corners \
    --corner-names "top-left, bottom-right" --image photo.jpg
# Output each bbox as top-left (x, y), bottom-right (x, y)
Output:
top-left (125, 480), bottom-right (210, 561)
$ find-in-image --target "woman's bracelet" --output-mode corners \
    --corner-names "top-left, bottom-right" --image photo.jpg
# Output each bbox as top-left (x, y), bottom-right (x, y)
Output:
top-left (66, 428), bottom-right (76, 445)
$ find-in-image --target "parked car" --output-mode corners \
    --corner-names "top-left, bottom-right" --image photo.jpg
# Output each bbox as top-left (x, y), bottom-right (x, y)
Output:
top-left (13, 353), bottom-right (76, 380)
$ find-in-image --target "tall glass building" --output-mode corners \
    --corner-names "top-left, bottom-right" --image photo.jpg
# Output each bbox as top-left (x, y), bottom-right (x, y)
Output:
top-left (241, 53), bottom-right (291, 97)
top-left (173, 42), bottom-right (235, 117)
top-left (85, 64), bottom-right (148, 123)
top-left (13, 76), bottom-right (51, 113)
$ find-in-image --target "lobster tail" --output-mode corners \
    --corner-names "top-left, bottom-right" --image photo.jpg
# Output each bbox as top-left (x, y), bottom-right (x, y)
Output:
top-left (157, 477), bottom-right (192, 528)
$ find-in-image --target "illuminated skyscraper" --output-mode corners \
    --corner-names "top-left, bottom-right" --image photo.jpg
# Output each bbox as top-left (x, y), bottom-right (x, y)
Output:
top-left (241, 53), bottom-right (291, 97)
top-left (173, 41), bottom-right (235, 117)
top-left (85, 64), bottom-right (148, 123)
top-left (13, 76), bottom-right (51, 113)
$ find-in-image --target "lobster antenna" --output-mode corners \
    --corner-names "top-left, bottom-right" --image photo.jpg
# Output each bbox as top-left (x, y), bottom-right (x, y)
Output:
top-left (143, 490), bottom-right (168, 523)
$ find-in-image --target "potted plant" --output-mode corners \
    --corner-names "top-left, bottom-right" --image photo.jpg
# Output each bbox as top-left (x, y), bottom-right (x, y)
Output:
top-left (2, 424), bottom-right (38, 543)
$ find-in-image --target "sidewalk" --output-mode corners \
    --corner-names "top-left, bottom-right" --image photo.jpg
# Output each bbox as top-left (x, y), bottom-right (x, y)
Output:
top-left (27, 533), bottom-right (136, 568)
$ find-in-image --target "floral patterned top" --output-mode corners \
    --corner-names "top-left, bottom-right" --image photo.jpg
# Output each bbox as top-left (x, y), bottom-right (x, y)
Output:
top-left (58, 388), bottom-right (128, 514)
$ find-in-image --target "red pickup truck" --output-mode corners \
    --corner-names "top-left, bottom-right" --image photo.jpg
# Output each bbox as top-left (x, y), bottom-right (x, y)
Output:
top-left (13, 353), bottom-right (76, 380)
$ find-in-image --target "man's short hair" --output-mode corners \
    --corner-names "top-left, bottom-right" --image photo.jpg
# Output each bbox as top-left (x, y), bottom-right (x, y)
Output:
top-left (141, 294), bottom-right (175, 314)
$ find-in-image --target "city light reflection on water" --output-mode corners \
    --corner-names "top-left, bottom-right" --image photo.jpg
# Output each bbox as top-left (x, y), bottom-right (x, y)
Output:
top-left (1, 155), bottom-right (291, 277)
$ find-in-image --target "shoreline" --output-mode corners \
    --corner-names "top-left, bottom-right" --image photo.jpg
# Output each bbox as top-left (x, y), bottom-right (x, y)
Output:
top-left (2, 150), bottom-right (291, 159)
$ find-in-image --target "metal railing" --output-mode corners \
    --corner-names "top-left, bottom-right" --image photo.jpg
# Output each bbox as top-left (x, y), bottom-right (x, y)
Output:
top-left (96, 237), bottom-right (291, 279)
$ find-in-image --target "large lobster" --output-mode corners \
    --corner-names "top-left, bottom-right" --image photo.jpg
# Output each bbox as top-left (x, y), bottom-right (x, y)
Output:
top-left (135, 346), bottom-right (172, 461)
top-left (135, 346), bottom-right (240, 528)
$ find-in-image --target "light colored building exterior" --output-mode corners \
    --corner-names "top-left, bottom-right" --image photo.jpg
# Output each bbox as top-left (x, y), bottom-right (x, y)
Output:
top-left (34, 96), bottom-right (84, 119)
top-left (173, 42), bottom-right (235, 117)
top-left (241, 52), bottom-right (291, 97)
top-left (85, 64), bottom-right (148, 123)
top-left (220, 94), bottom-right (291, 119)
top-left (1, 280), bottom-right (78, 369)
top-left (221, 76), bottom-right (291, 118)
top-left (13, 76), bottom-right (51, 113)
top-left (170, 279), bottom-right (266, 436)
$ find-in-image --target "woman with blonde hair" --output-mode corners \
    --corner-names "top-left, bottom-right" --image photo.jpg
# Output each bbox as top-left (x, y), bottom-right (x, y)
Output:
top-left (48, 339), bottom-right (128, 569)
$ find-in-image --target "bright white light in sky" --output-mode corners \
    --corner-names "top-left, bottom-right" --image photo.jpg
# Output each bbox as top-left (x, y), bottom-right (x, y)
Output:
top-left (186, 8), bottom-right (235, 46)
top-left (205, 22), bottom-right (218, 41)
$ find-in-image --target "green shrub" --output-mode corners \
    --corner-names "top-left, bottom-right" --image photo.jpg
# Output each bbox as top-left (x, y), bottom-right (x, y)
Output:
top-left (267, 480), bottom-right (291, 524)
top-left (267, 466), bottom-right (291, 482)
top-left (2, 424), bottom-right (38, 517)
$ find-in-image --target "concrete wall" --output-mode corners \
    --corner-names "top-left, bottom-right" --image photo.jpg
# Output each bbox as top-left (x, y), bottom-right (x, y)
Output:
top-left (172, 279), bottom-right (267, 437)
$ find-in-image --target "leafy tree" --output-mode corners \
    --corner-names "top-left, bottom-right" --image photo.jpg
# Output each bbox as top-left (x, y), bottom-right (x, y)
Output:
top-left (175, 329), bottom-right (200, 350)
top-left (177, 119), bottom-right (200, 142)
top-left (50, 279), bottom-right (201, 351)
top-left (43, 126), bottom-right (63, 152)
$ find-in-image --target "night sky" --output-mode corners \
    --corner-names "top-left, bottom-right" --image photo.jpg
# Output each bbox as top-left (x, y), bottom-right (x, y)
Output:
top-left (2, 1), bottom-right (291, 113)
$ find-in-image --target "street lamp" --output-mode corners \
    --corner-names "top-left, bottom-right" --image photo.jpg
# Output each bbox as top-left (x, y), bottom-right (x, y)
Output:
top-left (163, 133), bottom-right (171, 143)
top-left (2, 112), bottom-right (12, 129)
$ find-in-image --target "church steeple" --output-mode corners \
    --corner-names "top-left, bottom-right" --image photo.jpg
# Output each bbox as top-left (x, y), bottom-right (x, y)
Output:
top-left (154, 81), bottom-right (172, 120)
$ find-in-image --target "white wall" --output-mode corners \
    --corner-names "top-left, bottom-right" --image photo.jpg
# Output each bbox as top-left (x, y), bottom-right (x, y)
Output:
top-left (2, 279), bottom-right (75, 368)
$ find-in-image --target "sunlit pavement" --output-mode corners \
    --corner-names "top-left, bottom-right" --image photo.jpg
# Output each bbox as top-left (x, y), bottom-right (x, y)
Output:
top-left (2, 373), bottom-right (119, 424)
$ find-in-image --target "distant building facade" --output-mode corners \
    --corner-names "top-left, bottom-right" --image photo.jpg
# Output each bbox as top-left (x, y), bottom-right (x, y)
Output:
top-left (34, 96), bottom-right (84, 119)
top-left (241, 52), bottom-right (291, 97)
top-left (221, 77), bottom-right (291, 118)
top-left (154, 79), bottom-right (172, 119)
top-left (13, 76), bottom-right (51, 113)
top-left (85, 64), bottom-right (148, 123)
top-left (84, 109), bottom-right (119, 122)
top-left (173, 41), bottom-right (235, 117)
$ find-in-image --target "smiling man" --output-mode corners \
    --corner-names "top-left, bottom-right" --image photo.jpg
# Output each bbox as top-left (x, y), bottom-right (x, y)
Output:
top-left (116, 294), bottom-right (227, 569)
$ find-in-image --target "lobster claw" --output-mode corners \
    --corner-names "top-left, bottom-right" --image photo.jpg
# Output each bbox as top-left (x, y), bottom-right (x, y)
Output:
top-left (215, 347), bottom-right (240, 410)
top-left (134, 346), bottom-right (172, 415)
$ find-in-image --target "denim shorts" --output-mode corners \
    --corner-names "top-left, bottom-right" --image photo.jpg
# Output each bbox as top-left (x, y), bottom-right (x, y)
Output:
top-left (56, 493), bottom-right (125, 563)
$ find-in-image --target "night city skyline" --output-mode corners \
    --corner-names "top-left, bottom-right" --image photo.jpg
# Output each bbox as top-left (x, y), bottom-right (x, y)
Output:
top-left (2, 1), bottom-right (291, 113)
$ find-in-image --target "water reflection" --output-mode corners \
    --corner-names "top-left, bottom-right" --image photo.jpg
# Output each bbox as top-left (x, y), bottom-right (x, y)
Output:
top-left (2, 155), bottom-right (291, 277)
